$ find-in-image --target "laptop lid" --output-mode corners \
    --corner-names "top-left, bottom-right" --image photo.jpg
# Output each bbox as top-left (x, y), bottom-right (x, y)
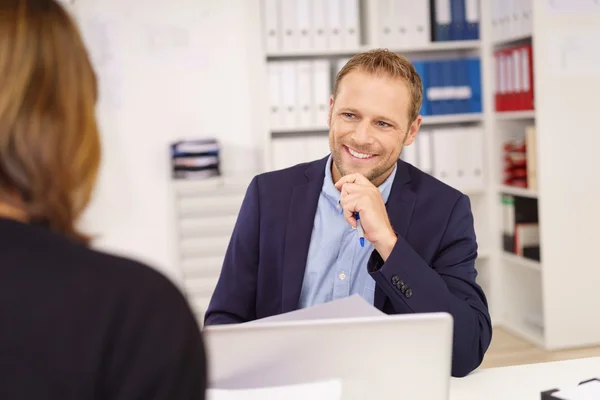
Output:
top-left (203, 312), bottom-right (453, 400)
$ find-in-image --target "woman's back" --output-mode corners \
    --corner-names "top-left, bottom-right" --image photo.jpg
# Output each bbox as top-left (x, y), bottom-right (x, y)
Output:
top-left (0, 217), bottom-right (207, 399)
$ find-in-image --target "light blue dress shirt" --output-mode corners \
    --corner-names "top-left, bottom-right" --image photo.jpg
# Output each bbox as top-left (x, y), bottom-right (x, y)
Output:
top-left (297, 155), bottom-right (398, 308)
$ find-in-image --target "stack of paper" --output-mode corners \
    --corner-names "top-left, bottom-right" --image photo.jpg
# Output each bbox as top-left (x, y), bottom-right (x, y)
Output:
top-left (207, 380), bottom-right (342, 400)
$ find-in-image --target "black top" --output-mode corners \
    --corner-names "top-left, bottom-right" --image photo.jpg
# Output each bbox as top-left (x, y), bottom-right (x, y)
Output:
top-left (0, 218), bottom-right (206, 399)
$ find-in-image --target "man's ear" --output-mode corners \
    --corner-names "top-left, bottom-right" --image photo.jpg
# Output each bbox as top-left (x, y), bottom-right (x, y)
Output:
top-left (403, 115), bottom-right (422, 146)
top-left (327, 95), bottom-right (335, 127)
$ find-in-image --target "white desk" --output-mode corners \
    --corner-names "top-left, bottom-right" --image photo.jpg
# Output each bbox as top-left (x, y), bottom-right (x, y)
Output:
top-left (450, 356), bottom-right (600, 400)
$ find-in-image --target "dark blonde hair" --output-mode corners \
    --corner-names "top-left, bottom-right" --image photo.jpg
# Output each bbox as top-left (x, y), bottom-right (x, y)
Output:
top-left (333, 49), bottom-right (424, 124)
top-left (0, 0), bottom-right (100, 243)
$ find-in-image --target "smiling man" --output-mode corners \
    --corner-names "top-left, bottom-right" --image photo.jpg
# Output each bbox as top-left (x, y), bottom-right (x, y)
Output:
top-left (204, 49), bottom-right (492, 377)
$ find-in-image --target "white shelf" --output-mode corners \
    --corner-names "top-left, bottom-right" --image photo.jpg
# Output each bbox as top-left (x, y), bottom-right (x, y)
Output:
top-left (501, 252), bottom-right (541, 273)
top-left (422, 113), bottom-right (483, 125)
top-left (495, 110), bottom-right (536, 120)
top-left (492, 33), bottom-right (532, 47)
top-left (271, 114), bottom-right (484, 135)
top-left (266, 40), bottom-right (481, 59)
top-left (498, 185), bottom-right (538, 199)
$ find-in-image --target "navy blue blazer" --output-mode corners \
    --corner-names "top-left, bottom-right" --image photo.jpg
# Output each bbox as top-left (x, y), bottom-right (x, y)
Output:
top-left (204, 156), bottom-right (492, 377)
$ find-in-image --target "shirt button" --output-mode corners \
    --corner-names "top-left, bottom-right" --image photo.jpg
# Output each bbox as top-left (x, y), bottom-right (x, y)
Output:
top-left (339, 272), bottom-right (346, 280)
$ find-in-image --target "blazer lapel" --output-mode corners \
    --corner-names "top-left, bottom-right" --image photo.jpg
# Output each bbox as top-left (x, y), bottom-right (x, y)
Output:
top-left (281, 157), bottom-right (327, 313)
top-left (374, 160), bottom-right (416, 311)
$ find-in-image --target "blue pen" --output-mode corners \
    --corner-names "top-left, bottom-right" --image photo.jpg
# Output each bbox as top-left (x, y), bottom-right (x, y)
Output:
top-left (354, 212), bottom-right (365, 247)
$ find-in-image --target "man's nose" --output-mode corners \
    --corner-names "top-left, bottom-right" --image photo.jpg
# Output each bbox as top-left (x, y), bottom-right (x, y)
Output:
top-left (351, 120), bottom-right (374, 144)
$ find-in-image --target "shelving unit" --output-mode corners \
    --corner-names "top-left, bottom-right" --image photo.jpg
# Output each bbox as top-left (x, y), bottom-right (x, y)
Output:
top-left (484, 0), bottom-right (600, 350)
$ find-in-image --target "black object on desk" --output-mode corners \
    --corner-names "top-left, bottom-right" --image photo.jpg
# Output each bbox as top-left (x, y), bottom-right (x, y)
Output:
top-left (541, 378), bottom-right (600, 399)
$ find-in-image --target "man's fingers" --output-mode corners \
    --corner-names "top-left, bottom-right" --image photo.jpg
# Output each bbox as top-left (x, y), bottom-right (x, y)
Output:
top-left (334, 173), bottom-right (369, 189)
top-left (343, 207), bottom-right (357, 228)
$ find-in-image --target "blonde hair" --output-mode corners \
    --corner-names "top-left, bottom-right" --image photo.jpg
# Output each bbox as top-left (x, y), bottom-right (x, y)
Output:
top-left (333, 49), bottom-right (424, 124)
top-left (0, 0), bottom-right (100, 243)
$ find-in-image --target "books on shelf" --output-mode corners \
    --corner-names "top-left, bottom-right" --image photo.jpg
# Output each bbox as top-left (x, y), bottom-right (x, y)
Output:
top-left (491, 0), bottom-right (532, 43)
top-left (268, 60), bottom-right (331, 131)
top-left (260, 0), bottom-right (480, 54)
top-left (495, 44), bottom-right (534, 112)
top-left (261, 0), bottom-right (360, 53)
top-left (430, 0), bottom-right (480, 42)
top-left (502, 125), bottom-right (537, 190)
top-left (501, 194), bottom-right (540, 261)
top-left (401, 126), bottom-right (485, 192)
top-left (171, 139), bottom-right (221, 180)
top-left (415, 56), bottom-right (482, 116)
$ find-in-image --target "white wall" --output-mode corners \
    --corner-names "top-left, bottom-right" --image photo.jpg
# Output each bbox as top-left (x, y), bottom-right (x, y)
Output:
top-left (73, 0), bottom-right (266, 284)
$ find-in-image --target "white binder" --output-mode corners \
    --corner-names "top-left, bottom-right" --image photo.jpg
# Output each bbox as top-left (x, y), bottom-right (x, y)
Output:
top-left (267, 62), bottom-right (283, 130)
top-left (416, 130), bottom-right (433, 175)
top-left (296, 61), bottom-right (314, 128)
top-left (341, 0), bottom-right (360, 49)
top-left (281, 0), bottom-right (297, 52)
top-left (262, 0), bottom-right (281, 53)
top-left (393, 0), bottom-right (409, 48)
top-left (310, 0), bottom-right (328, 50)
top-left (326, 0), bottom-right (343, 49)
top-left (312, 60), bottom-right (331, 128)
top-left (272, 137), bottom-right (309, 170)
top-left (295, 0), bottom-right (312, 50)
top-left (280, 61), bottom-right (298, 129)
top-left (412, 0), bottom-right (431, 47)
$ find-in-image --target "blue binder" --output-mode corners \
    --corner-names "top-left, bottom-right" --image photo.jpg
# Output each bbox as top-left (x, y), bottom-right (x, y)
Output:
top-left (426, 61), bottom-right (440, 115)
top-left (431, 0), bottom-right (451, 41)
top-left (440, 60), bottom-right (454, 114)
top-left (413, 61), bottom-right (429, 116)
top-left (467, 57), bottom-right (482, 113)
top-left (450, 0), bottom-right (466, 40)
top-left (456, 59), bottom-right (469, 113)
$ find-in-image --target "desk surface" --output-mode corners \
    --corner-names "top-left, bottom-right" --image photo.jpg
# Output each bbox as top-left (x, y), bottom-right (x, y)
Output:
top-left (450, 356), bottom-right (600, 400)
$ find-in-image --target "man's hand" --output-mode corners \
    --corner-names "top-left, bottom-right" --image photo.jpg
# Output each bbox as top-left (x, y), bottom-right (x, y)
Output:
top-left (335, 173), bottom-right (397, 261)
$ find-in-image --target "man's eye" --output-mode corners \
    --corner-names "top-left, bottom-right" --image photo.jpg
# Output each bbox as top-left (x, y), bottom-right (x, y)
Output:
top-left (377, 121), bottom-right (390, 127)
top-left (343, 113), bottom-right (355, 118)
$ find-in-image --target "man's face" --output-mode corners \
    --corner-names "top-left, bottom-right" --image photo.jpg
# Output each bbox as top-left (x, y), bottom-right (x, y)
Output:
top-left (328, 69), bottom-right (420, 186)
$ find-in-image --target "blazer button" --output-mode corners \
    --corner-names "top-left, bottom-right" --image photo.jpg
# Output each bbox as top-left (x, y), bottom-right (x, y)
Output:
top-left (392, 276), bottom-right (400, 285)
top-left (405, 288), bottom-right (413, 298)
top-left (400, 285), bottom-right (407, 294)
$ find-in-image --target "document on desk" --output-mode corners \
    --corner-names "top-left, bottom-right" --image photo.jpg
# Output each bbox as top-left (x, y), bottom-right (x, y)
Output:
top-left (553, 379), bottom-right (600, 399)
top-left (247, 294), bottom-right (384, 324)
top-left (207, 379), bottom-right (342, 400)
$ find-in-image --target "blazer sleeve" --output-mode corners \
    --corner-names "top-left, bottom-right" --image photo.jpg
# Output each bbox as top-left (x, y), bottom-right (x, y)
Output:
top-left (367, 194), bottom-right (492, 378)
top-left (204, 176), bottom-right (261, 325)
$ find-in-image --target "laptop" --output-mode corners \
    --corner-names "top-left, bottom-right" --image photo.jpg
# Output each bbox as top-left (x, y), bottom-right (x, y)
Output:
top-left (202, 312), bottom-right (453, 400)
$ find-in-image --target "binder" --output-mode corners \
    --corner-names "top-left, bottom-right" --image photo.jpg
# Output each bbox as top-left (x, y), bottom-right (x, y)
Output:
top-left (272, 137), bottom-right (309, 170)
top-left (379, 0), bottom-right (394, 47)
top-left (431, 0), bottom-right (451, 41)
top-left (426, 61), bottom-right (442, 115)
top-left (280, 61), bottom-right (298, 128)
top-left (326, 0), bottom-right (343, 49)
top-left (465, 0), bottom-right (479, 39)
top-left (416, 130), bottom-right (433, 174)
top-left (400, 142), bottom-right (418, 166)
top-left (450, 0), bottom-right (466, 41)
top-left (413, 61), bottom-right (429, 116)
top-left (341, 0), bottom-right (360, 49)
top-left (281, 0), bottom-right (297, 52)
top-left (440, 60), bottom-right (454, 114)
top-left (295, 0), bottom-right (312, 51)
top-left (412, 0), bottom-right (431, 47)
top-left (467, 57), bottom-right (482, 113)
top-left (522, 44), bottom-right (534, 110)
top-left (512, 47), bottom-right (523, 110)
top-left (454, 58), bottom-right (469, 114)
top-left (307, 135), bottom-right (331, 160)
top-left (394, 0), bottom-right (409, 48)
top-left (262, 0), bottom-right (281, 53)
top-left (310, 0), bottom-right (328, 50)
top-left (312, 60), bottom-right (331, 127)
top-left (296, 61), bottom-right (313, 128)
top-left (432, 128), bottom-right (459, 187)
top-left (267, 62), bottom-right (283, 130)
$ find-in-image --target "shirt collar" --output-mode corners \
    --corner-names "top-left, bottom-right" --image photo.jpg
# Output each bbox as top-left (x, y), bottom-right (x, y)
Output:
top-left (322, 155), bottom-right (397, 210)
